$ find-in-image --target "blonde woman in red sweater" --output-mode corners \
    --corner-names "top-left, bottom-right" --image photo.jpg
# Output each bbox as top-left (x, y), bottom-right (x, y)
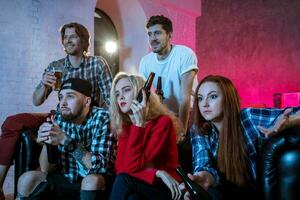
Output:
top-left (109, 72), bottom-right (182, 200)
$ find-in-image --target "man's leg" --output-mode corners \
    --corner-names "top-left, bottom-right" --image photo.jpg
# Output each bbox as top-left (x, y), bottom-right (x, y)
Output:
top-left (0, 113), bottom-right (49, 192)
top-left (16, 171), bottom-right (47, 199)
top-left (80, 174), bottom-right (106, 200)
top-left (0, 165), bottom-right (8, 199)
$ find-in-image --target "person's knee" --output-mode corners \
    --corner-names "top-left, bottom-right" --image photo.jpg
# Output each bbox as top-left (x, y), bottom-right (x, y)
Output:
top-left (1, 113), bottom-right (28, 131)
top-left (115, 173), bottom-right (131, 185)
top-left (17, 171), bottom-right (46, 196)
top-left (81, 174), bottom-right (106, 190)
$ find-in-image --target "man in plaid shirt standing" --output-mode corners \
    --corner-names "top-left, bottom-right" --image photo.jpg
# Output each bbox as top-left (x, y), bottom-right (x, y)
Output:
top-left (16, 78), bottom-right (116, 200)
top-left (0, 22), bottom-right (113, 199)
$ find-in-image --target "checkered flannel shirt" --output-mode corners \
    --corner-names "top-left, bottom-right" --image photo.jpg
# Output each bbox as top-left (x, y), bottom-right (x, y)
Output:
top-left (191, 107), bottom-right (300, 186)
top-left (45, 55), bottom-right (112, 106)
top-left (55, 107), bottom-right (116, 183)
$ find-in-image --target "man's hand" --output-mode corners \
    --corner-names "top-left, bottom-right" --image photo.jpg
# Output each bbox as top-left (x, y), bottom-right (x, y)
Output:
top-left (258, 108), bottom-right (292, 137)
top-left (37, 116), bottom-right (66, 145)
top-left (42, 71), bottom-right (57, 89)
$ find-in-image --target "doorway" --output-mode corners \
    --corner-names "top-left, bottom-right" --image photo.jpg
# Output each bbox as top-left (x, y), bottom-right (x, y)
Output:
top-left (94, 8), bottom-right (119, 76)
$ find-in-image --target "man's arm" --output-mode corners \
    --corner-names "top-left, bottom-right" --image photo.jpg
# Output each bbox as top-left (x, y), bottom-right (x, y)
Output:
top-left (59, 133), bottom-right (93, 170)
top-left (32, 71), bottom-right (56, 106)
top-left (179, 70), bottom-right (197, 135)
top-left (39, 144), bottom-right (57, 172)
top-left (71, 144), bottom-right (92, 170)
top-left (258, 108), bottom-right (300, 137)
top-left (32, 81), bottom-right (51, 106)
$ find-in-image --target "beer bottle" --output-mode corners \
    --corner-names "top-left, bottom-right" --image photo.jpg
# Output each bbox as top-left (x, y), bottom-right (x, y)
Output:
top-left (137, 72), bottom-right (155, 103)
top-left (46, 110), bottom-right (59, 164)
top-left (156, 76), bottom-right (164, 103)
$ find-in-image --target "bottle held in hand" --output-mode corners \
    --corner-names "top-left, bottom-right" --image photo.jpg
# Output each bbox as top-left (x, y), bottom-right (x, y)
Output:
top-left (46, 143), bottom-right (59, 164)
top-left (137, 72), bottom-right (155, 103)
top-left (176, 166), bottom-right (211, 200)
top-left (156, 76), bottom-right (164, 103)
top-left (46, 110), bottom-right (59, 164)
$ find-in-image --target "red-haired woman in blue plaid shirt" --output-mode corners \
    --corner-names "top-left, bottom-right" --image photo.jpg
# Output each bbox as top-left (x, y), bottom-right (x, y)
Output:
top-left (181, 75), bottom-right (300, 200)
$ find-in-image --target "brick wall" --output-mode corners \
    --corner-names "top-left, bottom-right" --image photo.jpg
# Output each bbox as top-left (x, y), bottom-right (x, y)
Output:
top-left (0, 0), bottom-right (97, 194)
top-left (0, 0), bottom-right (97, 126)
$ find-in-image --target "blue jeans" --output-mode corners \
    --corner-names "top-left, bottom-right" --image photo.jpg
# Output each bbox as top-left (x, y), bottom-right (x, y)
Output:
top-left (109, 173), bottom-right (172, 200)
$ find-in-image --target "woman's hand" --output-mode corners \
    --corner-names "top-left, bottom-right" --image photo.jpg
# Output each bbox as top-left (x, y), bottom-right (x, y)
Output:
top-left (180, 171), bottom-right (214, 200)
top-left (258, 108), bottom-right (292, 137)
top-left (156, 170), bottom-right (181, 200)
top-left (129, 89), bottom-right (147, 127)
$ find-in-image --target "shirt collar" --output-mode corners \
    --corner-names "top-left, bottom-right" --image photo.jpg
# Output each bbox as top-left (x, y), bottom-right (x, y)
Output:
top-left (64, 55), bottom-right (87, 69)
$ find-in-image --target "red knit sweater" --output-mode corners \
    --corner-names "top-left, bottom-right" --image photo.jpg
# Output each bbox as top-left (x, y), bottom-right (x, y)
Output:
top-left (115, 115), bottom-right (181, 184)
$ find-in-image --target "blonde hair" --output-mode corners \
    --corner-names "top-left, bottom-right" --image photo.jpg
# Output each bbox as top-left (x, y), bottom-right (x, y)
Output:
top-left (109, 72), bottom-right (183, 137)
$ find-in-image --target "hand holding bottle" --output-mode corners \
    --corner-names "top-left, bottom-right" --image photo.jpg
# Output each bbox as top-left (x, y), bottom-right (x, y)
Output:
top-left (136, 72), bottom-right (155, 102)
top-left (129, 89), bottom-right (146, 127)
top-left (37, 116), bottom-right (66, 146)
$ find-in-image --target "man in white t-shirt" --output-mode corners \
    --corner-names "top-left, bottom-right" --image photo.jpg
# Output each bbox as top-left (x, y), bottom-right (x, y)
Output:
top-left (139, 15), bottom-right (198, 136)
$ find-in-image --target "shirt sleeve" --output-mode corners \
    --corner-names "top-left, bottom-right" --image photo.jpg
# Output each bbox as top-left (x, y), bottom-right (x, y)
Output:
top-left (243, 107), bottom-right (300, 129)
top-left (241, 107), bottom-right (300, 151)
top-left (89, 111), bottom-right (115, 174)
top-left (179, 47), bottom-right (198, 76)
top-left (98, 57), bottom-right (113, 106)
top-left (190, 130), bottom-right (220, 186)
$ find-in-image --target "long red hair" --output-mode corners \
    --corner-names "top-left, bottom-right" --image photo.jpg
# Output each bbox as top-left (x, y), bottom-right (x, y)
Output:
top-left (190, 75), bottom-right (249, 186)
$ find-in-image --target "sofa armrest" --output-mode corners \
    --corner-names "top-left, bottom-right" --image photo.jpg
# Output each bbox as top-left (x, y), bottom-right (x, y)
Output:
top-left (14, 129), bottom-right (42, 197)
top-left (258, 126), bottom-right (300, 200)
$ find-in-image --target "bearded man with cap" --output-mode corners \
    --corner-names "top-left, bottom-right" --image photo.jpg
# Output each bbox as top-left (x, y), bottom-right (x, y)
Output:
top-left (16, 78), bottom-right (116, 200)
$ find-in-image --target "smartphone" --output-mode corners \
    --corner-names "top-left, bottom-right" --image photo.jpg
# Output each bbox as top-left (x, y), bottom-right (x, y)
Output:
top-left (176, 166), bottom-right (211, 200)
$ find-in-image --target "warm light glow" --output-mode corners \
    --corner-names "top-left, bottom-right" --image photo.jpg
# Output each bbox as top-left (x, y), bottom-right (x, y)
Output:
top-left (105, 41), bottom-right (117, 53)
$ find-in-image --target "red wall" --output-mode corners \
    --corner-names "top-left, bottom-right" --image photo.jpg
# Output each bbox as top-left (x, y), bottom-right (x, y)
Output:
top-left (196, 0), bottom-right (300, 107)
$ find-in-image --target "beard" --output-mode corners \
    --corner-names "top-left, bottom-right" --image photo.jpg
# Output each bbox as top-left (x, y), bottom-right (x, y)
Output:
top-left (65, 47), bottom-right (79, 56)
top-left (61, 103), bottom-right (84, 122)
top-left (151, 41), bottom-right (169, 55)
top-left (61, 112), bottom-right (77, 121)
top-left (64, 43), bottom-right (81, 56)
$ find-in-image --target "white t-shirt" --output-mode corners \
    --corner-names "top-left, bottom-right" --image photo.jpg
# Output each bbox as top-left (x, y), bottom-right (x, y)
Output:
top-left (139, 45), bottom-right (198, 114)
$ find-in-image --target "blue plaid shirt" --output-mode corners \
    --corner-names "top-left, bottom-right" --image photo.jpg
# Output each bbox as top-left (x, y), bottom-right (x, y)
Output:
top-left (44, 55), bottom-right (112, 106)
top-left (191, 107), bottom-right (300, 186)
top-left (55, 107), bottom-right (116, 183)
